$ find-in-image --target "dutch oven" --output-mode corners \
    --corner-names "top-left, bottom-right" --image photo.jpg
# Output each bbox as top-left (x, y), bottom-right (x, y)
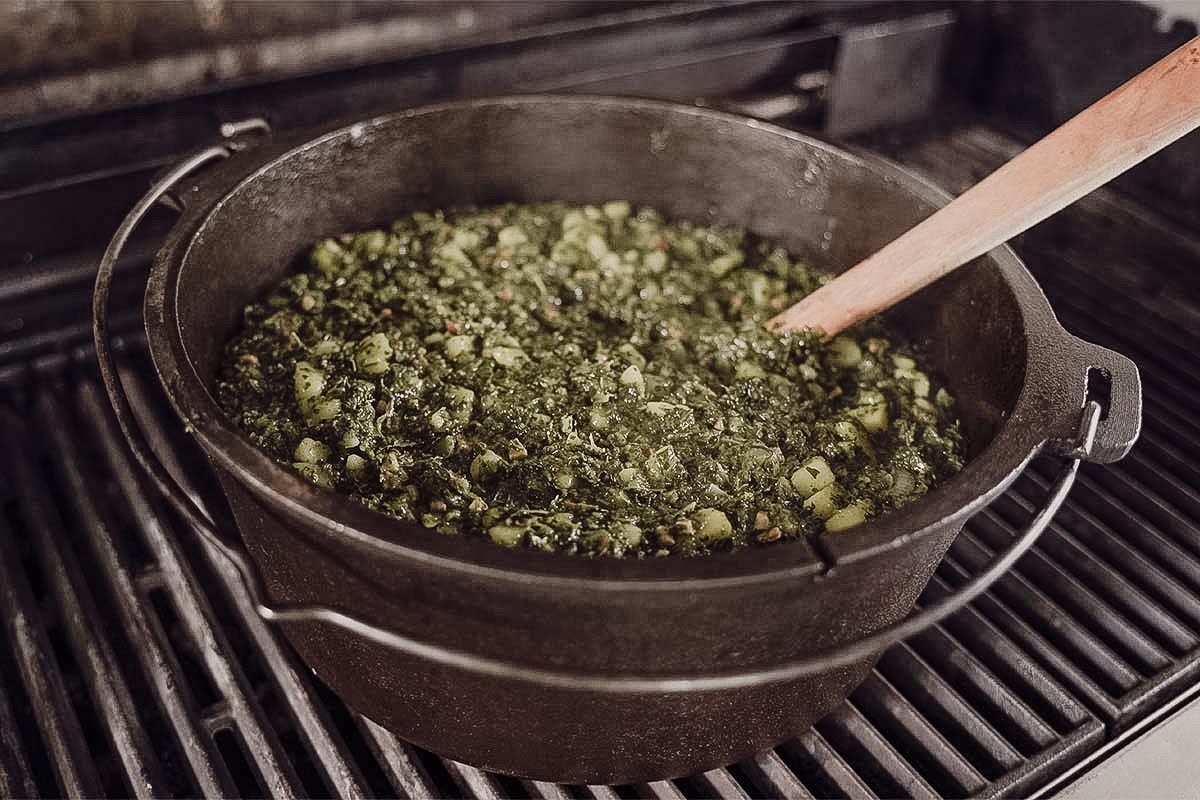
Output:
top-left (94, 96), bottom-right (1141, 783)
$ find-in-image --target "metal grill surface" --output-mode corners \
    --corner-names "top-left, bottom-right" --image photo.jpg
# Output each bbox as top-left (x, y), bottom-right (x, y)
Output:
top-left (0, 124), bottom-right (1198, 799)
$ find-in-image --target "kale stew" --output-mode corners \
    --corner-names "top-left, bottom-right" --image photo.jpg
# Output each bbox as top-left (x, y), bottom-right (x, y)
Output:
top-left (216, 202), bottom-right (964, 557)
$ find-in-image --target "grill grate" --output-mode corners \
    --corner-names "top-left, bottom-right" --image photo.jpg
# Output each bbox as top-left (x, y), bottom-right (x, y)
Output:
top-left (869, 124), bottom-right (1200, 735)
top-left (0, 121), bottom-right (1198, 798)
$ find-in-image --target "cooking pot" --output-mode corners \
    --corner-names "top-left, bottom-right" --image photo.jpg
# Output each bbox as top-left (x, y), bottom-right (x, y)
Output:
top-left (94, 97), bottom-right (1141, 783)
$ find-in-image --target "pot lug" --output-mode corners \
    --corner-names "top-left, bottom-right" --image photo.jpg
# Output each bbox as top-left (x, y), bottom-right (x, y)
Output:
top-left (1039, 333), bottom-right (1142, 464)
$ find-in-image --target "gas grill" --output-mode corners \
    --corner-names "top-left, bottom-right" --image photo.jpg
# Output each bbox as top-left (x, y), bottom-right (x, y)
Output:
top-left (2, 2), bottom-right (1199, 797)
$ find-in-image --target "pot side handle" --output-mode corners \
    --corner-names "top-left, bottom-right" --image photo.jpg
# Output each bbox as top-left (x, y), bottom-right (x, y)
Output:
top-left (1039, 332), bottom-right (1142, 464)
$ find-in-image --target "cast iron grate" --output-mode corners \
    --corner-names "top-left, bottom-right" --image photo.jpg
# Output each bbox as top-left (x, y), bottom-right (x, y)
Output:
top-left (0, 122), bottom-right (1198, 798)
top-left (870, 124), bottom-right (1200, 736)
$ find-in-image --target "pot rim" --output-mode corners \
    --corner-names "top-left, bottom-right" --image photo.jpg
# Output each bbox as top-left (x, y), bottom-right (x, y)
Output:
top-left (144, 94), bottom-right (1060, 589)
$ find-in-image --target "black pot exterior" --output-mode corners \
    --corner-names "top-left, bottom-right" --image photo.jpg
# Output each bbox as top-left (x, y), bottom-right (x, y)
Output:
top-left (143, 97), bottom-right (1141, 782)
top-left (218, 467), bottom-right (960, 783)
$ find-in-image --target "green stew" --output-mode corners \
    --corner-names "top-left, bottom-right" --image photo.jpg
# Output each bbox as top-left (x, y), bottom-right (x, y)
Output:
top-left (217, 202), bottom-right (964, 557)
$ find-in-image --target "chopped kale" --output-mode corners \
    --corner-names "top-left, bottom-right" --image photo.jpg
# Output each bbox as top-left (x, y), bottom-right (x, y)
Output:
top-left (217, 202), bottom-right (964, 557)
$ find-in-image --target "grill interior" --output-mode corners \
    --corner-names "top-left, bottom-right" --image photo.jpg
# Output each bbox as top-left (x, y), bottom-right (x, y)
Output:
top-left (2, 3), bottom-right (1200, 797)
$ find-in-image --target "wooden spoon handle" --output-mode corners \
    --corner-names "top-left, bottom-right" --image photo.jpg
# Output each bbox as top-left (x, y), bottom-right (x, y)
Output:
top-left (769, 36), bottom-right (1200, 338)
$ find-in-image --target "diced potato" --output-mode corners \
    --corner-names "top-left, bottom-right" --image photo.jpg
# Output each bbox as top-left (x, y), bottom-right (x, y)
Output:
top-left (311, 398), bottom-right (341, 421)
top-left (586, 233), bottom-right (610, 260)
top-left (693, 508), bottom-right (733, 542)
top-left (356, 332), bottom-right (394, 375)
top-left (436, 242), bottom-right (472, 266)
top-left (620, 364), bottom-right (645, 395)
top-left (356, 230), bottom-right (388, 256)
top-left (791, 456), bottom-right (835, 498)
top-left (489, 346), bottom-right (526, 367)
top-left (614, 522), bottom-right (642, 547)
top-left (826, 504), bottom-right (867, 532)
top-left (293, 437), bottom-right (330, 464)
top-left (294, 362), bottom-right (340, 421)
top-left (828, 336), bottom-right (862, 368)
top-left (293, 361), bottom-right (326, 404)
top-left (603, 200), bottom-right (631, 220)
top-left (497, 226), bottom-right (528, 247)
top-left (642, 250), bottom-right (667, 273)
top-left (444, 334), bottom-right (476, 360)
top-left (562, 209), bottom-right (587, 231)
top-left (803, 484), bottom-right (837, 519)
top-left (851, 403), bottom-right (889, 432)
top-left (452, 229), bottom-right (482, 251)
top-left (857, 389), bottom-right (885, 406)
top-left (708, 251), bottom-right (744, 277)
top-left (310, 239), bottom-right (344, 276)
top-left (488, 525), bottom-right (525, 547)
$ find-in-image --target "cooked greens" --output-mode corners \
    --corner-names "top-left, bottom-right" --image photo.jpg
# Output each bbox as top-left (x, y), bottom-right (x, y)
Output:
top-left (217, 202), bottom-right (963, 557)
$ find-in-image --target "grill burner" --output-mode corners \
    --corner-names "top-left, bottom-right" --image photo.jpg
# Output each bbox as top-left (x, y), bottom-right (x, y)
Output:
top-left (3, 3), bottom-right (1200, 797)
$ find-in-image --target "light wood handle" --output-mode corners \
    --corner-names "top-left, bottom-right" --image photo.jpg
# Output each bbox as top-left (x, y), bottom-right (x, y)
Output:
top-left (769, 36), bottom-right (1200, 337)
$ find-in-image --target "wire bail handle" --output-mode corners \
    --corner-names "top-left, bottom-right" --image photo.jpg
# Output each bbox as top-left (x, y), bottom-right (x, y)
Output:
top-left (93, 119), bottom-right (1095, 693)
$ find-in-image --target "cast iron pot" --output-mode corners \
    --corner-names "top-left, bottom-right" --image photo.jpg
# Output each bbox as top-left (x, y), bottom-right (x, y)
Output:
top-left (106, 97), bottom-right (1140, 783)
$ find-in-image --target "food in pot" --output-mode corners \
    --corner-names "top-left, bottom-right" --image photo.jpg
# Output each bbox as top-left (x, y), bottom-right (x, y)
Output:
top-left (217, 202), bottom-right (963, 556)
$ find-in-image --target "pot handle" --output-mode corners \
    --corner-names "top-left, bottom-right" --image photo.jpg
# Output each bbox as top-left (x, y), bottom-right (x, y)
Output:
top-left (1035, 330), bottom-right (1142, 464)
top-left (95, 128), bottom-right (1099, 694)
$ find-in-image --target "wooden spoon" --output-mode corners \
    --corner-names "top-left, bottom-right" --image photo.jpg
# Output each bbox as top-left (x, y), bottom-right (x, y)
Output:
top-left (768, 35), bottom-right (1200, 338)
